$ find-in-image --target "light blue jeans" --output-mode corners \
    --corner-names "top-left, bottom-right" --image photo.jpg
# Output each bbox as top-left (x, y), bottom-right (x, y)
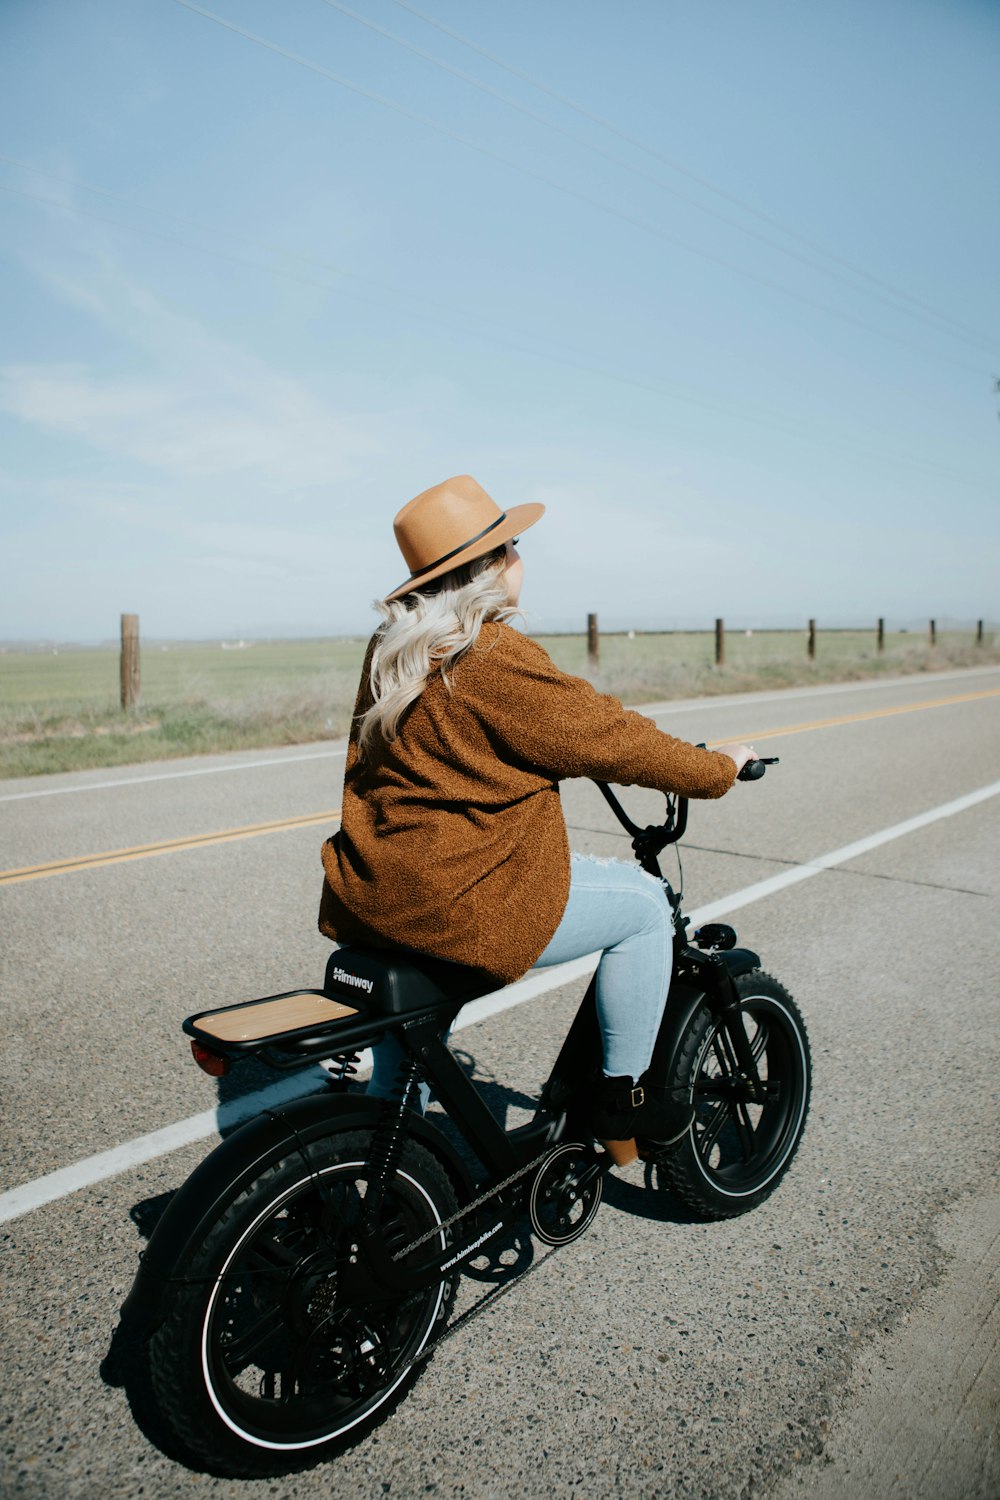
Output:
top-left (367, 853), bottom-right (673, 1102)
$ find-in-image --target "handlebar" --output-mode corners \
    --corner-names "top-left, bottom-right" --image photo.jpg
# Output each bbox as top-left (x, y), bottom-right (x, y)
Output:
top-left (596, 754), bottom-right (779, 854)
top-left (595, 779), bottom-right (687, 850)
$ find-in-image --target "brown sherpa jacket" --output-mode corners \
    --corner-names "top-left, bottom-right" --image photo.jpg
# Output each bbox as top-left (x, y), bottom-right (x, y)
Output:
top-left (318, 621), bottom-right (736, 986)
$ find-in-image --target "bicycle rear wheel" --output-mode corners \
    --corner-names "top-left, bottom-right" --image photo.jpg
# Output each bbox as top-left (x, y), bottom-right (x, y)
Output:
top-left (148, 1128), bottom-right (457, 1476)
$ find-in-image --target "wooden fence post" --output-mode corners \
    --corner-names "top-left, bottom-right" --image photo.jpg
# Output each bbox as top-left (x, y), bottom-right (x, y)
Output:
top-left (877, 617), bottom-right (885, 652)
top-left (120, 613), bottom-right (140, 710)
top-left (929, 618), bottom-right (937, 647)
top-left (807, 619), bottom-right (816, 660)
top-left (587, 613), bottom-right (599, 668)
top-left (715, 618), bottom-right (725, 667)
top-left (977, 618), bottom-right (984, 644)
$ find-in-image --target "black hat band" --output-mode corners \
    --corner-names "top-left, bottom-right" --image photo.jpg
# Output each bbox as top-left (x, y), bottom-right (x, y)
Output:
top-left (406, 512), bottom-right (509, 581)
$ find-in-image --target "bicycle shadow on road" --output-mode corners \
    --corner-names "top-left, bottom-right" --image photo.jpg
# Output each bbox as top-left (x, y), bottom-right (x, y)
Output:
top-left (601, 1166), bottom-right (703, 1226)
top-left (127, 1189), bottom-right (176, 1241)
top-left (213, 1052), bottom-right (310, 1133)
top-left (100, 1196), bottom-right (204, 1468)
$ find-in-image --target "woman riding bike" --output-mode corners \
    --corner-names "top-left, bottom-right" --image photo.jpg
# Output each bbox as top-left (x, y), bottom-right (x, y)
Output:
top-left (318, 474), bottom-right (756, 1150)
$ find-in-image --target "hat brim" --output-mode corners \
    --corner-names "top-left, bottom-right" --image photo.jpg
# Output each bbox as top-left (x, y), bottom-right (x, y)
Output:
top-left (384, 501), bottom-right (545, 602)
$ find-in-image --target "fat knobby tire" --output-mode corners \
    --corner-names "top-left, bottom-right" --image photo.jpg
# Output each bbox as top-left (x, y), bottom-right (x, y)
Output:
top-left (653, 970), bottom-right (811, 1220)
top-left (147, 1128), bottom-right (459, 1477)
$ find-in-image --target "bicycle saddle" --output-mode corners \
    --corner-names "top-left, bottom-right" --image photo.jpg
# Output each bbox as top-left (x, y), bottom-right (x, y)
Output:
top-left (324, 946), bottom-right (498, 1016)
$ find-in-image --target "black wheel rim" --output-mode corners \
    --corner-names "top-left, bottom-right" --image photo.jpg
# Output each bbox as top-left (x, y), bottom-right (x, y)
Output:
top-left (689, 995), bottom-right (808, 1198)
top-left (201, 1161), bottom-right (448, 1451)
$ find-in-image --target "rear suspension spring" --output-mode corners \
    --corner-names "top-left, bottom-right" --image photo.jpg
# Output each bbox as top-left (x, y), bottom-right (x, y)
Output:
top-left (322, 1051), bottom-right (361, 1090)
top-left (365, 1055), bottom-right (421, 1193)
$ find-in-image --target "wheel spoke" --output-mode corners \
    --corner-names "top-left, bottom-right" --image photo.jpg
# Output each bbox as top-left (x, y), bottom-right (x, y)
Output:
top-left (697, 1016), bottom-right (763, 1165)
top-left (711, 1030), bottom-right (737, 1078)
top-left (315, 1178), bottom-right (362, 1245)
top-left (693, 1077), bottom-right (734, 1100)
top-left (240, 1232), bottom-right (307, 1278)
top-left (732, 1102), bottom-right (757, 1163)
top-left (749, 1019), bottom-right (769, 1064)
top-left (697, 1100), bottom-right (731, 1159)
top-left (220, 1300), bottom-right (287, 1369)
top-left (719, 1019), bottom-right (756, 1083)
top-left (718, 1013), bottom-right (769, 1101)
top-left (381, 1206), bottom-right (420, 1257)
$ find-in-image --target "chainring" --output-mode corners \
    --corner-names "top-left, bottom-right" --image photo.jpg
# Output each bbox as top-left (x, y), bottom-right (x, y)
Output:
top-left (527, 1143), bottom-right (603, 1246)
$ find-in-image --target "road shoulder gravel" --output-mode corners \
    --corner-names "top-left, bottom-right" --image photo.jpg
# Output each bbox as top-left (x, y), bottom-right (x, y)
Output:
top-left (770, 1190), bottom-right (1000, 1500)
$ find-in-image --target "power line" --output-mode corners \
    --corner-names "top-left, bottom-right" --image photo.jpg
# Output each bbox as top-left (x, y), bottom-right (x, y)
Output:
top-left (0, 179), bottom-right (542, 348)
top-left (0, 152), bottom-right (492, 328)
top-left (389, 0), bottom-right (998, 355)
top-left (2, 174), bottom-right (995, 496)
top-left (322, 0), bottom-right (998, 359)
top-left (172, 0), bottom-right (989, 380)
top-left (0, 157), bottom-right (837, 414)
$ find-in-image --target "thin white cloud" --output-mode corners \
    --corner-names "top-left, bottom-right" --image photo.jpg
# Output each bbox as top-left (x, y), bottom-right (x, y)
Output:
top-left (3, 192), bottom-right (992, 638)
top-left (1, 218), bottom-right (384, 487)
top-left (0, 360), bottom-right (372, 484)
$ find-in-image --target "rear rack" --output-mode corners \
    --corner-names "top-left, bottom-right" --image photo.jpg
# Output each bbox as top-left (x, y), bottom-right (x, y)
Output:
top-left (184, 984), bottom-right (469, 1071)
top-left (184, 989), bottom-right (365, 1056)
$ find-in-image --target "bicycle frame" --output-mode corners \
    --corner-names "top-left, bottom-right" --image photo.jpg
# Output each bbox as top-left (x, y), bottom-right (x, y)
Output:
top-left (174, 785), bottom-right (767, 1287)
top-left (123, 777), bottom-right (776, 1351)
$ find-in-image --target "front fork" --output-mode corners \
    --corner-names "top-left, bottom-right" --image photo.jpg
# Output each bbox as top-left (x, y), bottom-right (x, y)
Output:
top-left (679, 945), bottom-right (769, 1103)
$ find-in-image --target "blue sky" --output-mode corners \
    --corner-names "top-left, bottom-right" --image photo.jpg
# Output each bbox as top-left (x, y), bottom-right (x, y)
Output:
top-left (1, 0), bottom-right (998, 640)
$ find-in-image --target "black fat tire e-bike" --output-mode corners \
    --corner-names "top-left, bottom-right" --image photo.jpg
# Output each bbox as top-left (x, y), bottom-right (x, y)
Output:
top-left (120, 763), bottom-right (810, 1477)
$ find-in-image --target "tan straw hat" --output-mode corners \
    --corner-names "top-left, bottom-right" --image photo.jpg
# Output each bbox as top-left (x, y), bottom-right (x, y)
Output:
top-left (385, 474), bottom-right (544, 602)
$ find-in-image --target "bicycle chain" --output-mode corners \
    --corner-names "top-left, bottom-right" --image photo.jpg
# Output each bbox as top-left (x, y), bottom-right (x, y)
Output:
top-left (401, 1144), bottom-right (602, 1370)
top-left (392, 1145), bottom-right (556, 1261)
top-left (408, 1234), bottom-right (562, 1371)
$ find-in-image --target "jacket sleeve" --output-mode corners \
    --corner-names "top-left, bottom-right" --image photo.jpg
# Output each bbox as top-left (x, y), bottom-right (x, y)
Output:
top-left (468, 628), bottom-right (737, 798)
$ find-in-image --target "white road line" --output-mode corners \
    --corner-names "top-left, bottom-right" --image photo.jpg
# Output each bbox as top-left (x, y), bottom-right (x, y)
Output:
top-left (690, 778), bottom-right (1000, 924)
top-left (0, 747), bottom-right (348, 802)
top-left (636, 662), bottom-right (1000, 719)
top-left (4, 664), bottom-right (996, 804)
top-left (0, 1069), bottom-right (335, 1225)
top-left (3, 776), bottom-right (998, 1227)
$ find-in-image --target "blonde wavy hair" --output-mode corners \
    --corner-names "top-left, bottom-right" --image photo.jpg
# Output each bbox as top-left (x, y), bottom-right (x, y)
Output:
top-left (356, 546), bottom-right (517, 760)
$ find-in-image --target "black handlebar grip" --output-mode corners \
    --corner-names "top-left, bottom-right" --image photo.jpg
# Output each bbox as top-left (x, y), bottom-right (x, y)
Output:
top-left (737, 756), bottom-right (779, 781)
top-left (738, 759), bottom-right (767, 780)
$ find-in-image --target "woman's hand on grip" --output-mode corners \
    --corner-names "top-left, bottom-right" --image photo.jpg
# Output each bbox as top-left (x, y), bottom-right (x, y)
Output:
top-left (717, 742), bottom-right (757, 776)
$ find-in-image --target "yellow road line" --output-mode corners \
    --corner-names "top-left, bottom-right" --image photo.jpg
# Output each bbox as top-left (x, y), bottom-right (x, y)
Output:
top-left (706, 686), bottom-right (1000, 749)
top-left (4, 685), bottom-right (1000, 887)
top-left (0, 809), bottom-right (341, 886)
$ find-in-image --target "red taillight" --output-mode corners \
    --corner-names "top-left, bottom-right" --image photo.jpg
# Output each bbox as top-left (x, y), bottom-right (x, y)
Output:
top-left (190, 1040), bottom-right (231, 1077)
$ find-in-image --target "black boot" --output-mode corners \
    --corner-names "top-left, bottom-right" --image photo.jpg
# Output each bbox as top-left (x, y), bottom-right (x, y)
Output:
top-left (590, 1074), bottom-right (693, 1148)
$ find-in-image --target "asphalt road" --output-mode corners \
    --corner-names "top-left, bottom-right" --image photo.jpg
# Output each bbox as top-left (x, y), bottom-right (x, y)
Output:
top-left (2, 664), bottom-right (999, 1499)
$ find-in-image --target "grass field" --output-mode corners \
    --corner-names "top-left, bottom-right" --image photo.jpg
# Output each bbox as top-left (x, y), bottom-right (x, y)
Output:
top-left (1, 626), bottom-right (996, 779)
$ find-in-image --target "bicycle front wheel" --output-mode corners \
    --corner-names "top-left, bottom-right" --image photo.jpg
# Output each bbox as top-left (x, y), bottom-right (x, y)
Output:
top-left (648, 971), bottom-right (810, 1219)
top-left (148, 1128), bottom-right (458, 1476)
